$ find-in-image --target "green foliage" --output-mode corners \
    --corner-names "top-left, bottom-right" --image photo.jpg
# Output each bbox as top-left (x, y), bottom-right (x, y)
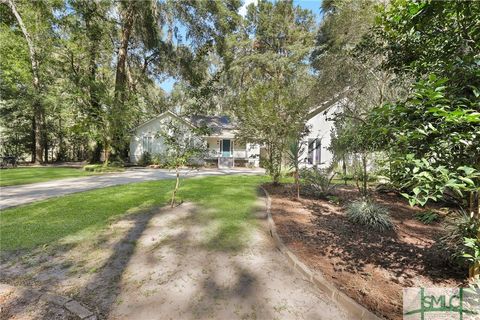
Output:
top-left (462, 237), bottom-right (480, 268)
top-left (228, 0), bottom-right (315, 184)
top-left (441, 210), bottom-right (480, 265)
top-left (83, 164), bottom-right (124, 173)
top-left (300, 168), bottom-right (336, 197)
top-left (346, 198), bottom-right (393, 231)
top-left (414, 210), bottom-right (440, 225)
top-left (139, 152), bottom-right (152, 167)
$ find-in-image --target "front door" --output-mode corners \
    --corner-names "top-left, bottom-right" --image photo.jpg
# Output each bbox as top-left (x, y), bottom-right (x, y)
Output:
top-left (221, 139), bottom-right (231, 157)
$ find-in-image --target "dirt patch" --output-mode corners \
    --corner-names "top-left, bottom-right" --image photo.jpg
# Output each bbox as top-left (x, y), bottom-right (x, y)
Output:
top-left (264, 183), bottom-right (466, 320)
top-left (1, 200), bottom-right (350, 320)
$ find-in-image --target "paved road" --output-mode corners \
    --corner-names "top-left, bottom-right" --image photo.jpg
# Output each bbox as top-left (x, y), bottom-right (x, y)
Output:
top-left (0, 168), bottom-right (264, 210)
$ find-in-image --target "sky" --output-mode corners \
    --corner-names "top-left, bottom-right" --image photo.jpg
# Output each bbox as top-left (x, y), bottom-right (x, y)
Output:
top-left (158, 0), bottom-right (323, 93)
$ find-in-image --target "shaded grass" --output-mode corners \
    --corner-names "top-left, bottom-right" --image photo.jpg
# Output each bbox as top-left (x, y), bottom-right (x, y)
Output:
top-left (0, 175), bottom-right (268, 253)
top-left (0, 167), bottom-right (97, 187)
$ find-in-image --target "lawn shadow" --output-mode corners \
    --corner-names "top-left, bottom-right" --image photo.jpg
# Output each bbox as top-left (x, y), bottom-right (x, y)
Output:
top-left (77, 210), bottom-right (157, 318)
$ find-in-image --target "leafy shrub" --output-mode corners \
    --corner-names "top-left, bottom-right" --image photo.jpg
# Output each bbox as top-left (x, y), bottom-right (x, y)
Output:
top-left (346, 199), bottom-right (394, 231)
top-left (463, 237), bottom-right (480, 273)
top-left (440, 209), bottom-right (480, 266)
top-left (415, 210), bottom-right (440, 224)
top-left (83, 164), bottom-right (124, 173)
top-left (151, 153), bottom-right (169, 167)
top-left (139, 151), bottom-right (152, 166)
top-left (300, 168), bottom-right (336, 197)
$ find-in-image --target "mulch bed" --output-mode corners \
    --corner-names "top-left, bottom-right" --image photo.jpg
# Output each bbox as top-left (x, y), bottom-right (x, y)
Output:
top-left (263, 183), bottom-right (467, 320)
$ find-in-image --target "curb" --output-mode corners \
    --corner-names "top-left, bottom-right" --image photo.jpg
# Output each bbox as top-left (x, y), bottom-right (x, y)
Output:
top-left (259, 186), bottom-right (383, 320)
top-left (0, 283), bottom-right (96, 320)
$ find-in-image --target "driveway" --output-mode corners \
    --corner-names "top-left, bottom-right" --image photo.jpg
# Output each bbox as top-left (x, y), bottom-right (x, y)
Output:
top-left (0, 200), bottom-right (351, 320)
top-left (0, 168), bottom-right (264, 210)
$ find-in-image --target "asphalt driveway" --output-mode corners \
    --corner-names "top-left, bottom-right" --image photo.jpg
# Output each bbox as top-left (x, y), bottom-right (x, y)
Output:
top-left (0, 168), bottom-right (264, 210)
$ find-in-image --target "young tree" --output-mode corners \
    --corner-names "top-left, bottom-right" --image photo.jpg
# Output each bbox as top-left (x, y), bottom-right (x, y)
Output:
top-left (157, 121), bottom-right (208, 207)
top-left (286, 137), bottom-right (305, 199)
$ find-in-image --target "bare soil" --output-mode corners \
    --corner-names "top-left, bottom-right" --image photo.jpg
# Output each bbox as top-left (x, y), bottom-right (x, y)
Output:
top-left (264, 183), bottom-right (466, 320)
top-left (0, 201), bottom-right (349, 320)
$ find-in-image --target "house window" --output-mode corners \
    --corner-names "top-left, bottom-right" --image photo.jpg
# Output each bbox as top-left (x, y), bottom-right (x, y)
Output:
top-left (315, 140), bottom-right (321, 165)
top-left (143, 136), bottom-right (153, 153)
top-left (307, 139), bottom-right (321, 165)
top-left (308, 139), bottom-right (315, 164)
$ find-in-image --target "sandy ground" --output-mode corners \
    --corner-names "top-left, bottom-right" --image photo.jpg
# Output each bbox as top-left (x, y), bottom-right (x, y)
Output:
top-left (1, 198), bottom-right (350, 320)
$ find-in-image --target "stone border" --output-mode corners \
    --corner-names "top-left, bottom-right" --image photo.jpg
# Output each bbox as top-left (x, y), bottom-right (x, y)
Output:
top-left (0, 283), bottom-right (96, 320)
top-left (259, 187), bottom-right (383, 320)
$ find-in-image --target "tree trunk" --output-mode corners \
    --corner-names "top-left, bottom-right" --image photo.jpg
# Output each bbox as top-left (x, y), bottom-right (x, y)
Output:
top-left (362, 153), bottom-right (368, 196)
top-left (2, 0), bottom-right (44, 163)
top-left (295, 170), bottom-right (300, 199)
top-left (171, 167), bottom-right (180, 207)
top-left (111, 3), bottom-right (135, 156)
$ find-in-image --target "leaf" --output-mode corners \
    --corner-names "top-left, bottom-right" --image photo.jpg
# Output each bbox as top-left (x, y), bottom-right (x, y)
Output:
top-left (458, 177), bottom-right (475, 186)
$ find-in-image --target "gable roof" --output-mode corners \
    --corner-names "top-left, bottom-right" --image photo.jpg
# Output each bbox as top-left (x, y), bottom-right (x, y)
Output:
top-left (307, 88), bottom-right (350, 120)
top-left (187, 115), bottom-right (236, 134)
top-left (133, 111), bottom-right (235, 135)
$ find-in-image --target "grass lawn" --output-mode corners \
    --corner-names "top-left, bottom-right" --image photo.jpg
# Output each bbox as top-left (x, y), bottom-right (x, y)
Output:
top-left (0, 175), bottom-right (269, 253)
top-left (0, 167), bottom-right (101, 187)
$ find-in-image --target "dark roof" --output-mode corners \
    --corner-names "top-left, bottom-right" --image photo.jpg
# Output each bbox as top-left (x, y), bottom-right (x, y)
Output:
top-left (187, 115), bottom-right (236, 134)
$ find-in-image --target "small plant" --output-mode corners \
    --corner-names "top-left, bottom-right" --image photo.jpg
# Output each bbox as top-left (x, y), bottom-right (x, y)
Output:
top-left (346, 199), bottom-right (394, 231)
top-left (440, 209), bottom-right (480, 266)
top-left (83, 164), bottom-right (124, 172)
top-left (139, 151), bottom-right (152, 166)
top-left (300, 167), bottom-right (336, 198)
top-left (415, 210), bottom-right (440, 224)
top-left (463, 237), bottom-right (480, 278)
top-left (327, 195), bottom-right (340, 205)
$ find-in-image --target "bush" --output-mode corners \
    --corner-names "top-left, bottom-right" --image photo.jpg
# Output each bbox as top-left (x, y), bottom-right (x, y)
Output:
top-left (151, 153), bottom-right (169, 167)
top-left (139, 152), bottom-right (152, 166)
top-left (415, 210), bottom-right (440, 224)
top-left (440, 209), bottom-right (480, 266)
top-left (300, 168), bottom-right (336, 197)
top-left (346, 199), bottom-right (394, 231)
top-left (83, 164), bottom-right (124, 173)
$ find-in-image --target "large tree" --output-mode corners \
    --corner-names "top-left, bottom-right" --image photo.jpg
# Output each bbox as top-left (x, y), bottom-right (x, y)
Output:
top-left (226, 0), bottom-right (316, 183)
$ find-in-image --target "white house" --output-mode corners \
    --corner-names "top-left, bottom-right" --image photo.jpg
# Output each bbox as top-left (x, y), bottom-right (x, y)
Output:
top-left (299, 99), bottom-right (343, 169)
top-left (130, 100), bottom-right (341, 169)
top-left (129, 111), bottom-right (261, 168)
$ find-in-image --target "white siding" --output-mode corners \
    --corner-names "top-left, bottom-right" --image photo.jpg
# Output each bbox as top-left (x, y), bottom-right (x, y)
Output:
top-left (129, 114), bottom-right (193, 163)
top-left (300, 102), bottom-right (341, 168)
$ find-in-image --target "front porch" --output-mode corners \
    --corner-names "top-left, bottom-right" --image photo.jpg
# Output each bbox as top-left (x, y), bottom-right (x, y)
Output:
top-left (205, 137), bottom-right (259, 168)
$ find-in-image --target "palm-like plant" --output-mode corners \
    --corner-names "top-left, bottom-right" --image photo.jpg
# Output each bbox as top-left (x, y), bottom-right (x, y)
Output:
top-left (287, 138), bottom-right (305, 199)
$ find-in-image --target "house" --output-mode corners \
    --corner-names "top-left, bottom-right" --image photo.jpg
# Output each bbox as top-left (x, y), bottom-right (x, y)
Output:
top-left (130, 100), bottom-right (342, 169)
top-left (129, 111), bottom-right (260, 168)
top-left (298, 98), bottom-right (344, 169)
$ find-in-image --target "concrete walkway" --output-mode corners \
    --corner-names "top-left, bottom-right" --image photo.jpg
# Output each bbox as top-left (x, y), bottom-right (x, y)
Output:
top-left (0, 168), bottom-right (264, 210)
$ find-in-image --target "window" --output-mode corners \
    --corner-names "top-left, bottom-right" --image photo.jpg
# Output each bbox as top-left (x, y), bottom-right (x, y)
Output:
top-left (315, 139), bottom-right (321, 165)
top-left (307, 139), bottom-right (321, 165)
top-left (142, 136), bottom-right (153, 153)
top-left (307, 139), bottom-right (315, 164)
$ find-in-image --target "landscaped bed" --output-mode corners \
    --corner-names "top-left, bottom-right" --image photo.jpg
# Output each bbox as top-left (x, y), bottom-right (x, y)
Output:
top-left (264, 183), bottom-right (467, 320)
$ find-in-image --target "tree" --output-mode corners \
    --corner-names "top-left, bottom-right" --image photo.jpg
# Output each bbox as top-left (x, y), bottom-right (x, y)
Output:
top-left (1, 0), bottom-right (45, 163)
top-left (157, 121), bottom-right (208, 207)
top-left (286, 137), bottom-right (305, 199)
top-left (226, 0), bottom-right (315, 184)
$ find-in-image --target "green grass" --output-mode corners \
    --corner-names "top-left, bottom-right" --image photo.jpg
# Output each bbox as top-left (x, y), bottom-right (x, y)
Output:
top-left (0, 175), bottom-right (268, 253)
top-left (0, 167), bottom-right (99, 187)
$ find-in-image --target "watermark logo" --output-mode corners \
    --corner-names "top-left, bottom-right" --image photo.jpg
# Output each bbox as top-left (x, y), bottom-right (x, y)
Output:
top-left (403, 287), bottom-right (480, 320)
